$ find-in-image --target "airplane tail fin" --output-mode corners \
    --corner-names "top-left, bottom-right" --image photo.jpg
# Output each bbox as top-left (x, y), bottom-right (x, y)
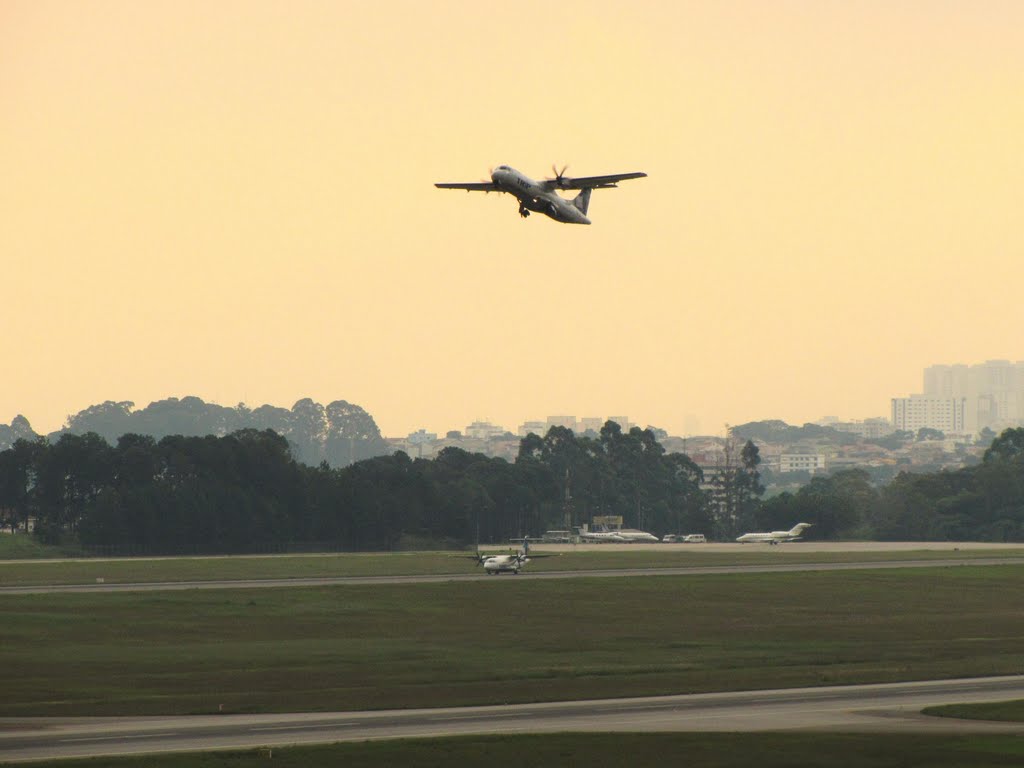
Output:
top-left (518, 538), bottom-right (531, 563)
top-left (572, 188), bottom-right (592, 216)
top-left (790, 523), bottom-right (812, 536)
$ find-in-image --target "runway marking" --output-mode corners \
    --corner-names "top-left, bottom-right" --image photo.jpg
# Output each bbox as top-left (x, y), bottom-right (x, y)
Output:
top-left (60, 732), bottom-right (179, 743)
top-left (250, 723), bottom-right (357, 732)
top-left (429, 712), bottom-right (529, 721)
top-left (3, 556), bottom-right (1024, 595)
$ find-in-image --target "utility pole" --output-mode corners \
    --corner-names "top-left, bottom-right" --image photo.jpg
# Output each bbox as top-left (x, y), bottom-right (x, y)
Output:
top-left (563, 467), bottom-right (573, 533)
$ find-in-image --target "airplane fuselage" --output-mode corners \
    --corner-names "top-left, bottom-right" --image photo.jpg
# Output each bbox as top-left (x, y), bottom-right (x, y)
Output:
top-left (490, 166), bottom-right (591, 225)
top-left (736, 523), bottom-right (812, 545)
top-left (482, 554), bottom-right (524, 574)
top-left (579, 526), bottom-right (659, 543)
top-left (435, 165), bottom-right (645, 224)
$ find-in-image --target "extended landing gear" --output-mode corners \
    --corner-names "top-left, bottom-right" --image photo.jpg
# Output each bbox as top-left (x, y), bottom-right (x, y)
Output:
top-left (518, 205), bottom-right (531, 218)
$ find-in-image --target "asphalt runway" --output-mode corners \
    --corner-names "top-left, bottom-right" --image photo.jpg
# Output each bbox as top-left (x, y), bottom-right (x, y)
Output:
top-left (2, 555), bottom-right (1023, 595)
top-left (4, 545), bottom-right (1024, 761)
top-left (3, 676), bottom-right (1024, 761)
top-left (554, 541), bottom-right (1024, 553)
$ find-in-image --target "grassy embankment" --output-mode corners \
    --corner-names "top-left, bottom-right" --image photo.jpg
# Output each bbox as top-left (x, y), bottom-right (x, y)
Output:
top-left (19, 733), bottom-right (1024, 768)
top-left (3, 565), bottom-right (1024, 717)
top-left (925, 700), bottom-right (1024, 722)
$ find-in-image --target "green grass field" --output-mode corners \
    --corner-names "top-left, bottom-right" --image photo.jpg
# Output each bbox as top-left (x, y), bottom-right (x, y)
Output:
top-left (925, 699), bottom-right (1024, 722)
top-left (21, 733), bottom-right (1024, 768)
top-left (3, 565), bottom-right (1024, 717)
top-left (2, 542), bottom-right (1022, 586)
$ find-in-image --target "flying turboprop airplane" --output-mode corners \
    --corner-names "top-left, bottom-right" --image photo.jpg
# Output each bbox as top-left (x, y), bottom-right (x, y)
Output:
top-left (736, 523), bottom-right (812, 545)
top-left (435, 165), bottom-right (647, 225)
top-left (468, 538), bottom-right (552, 574)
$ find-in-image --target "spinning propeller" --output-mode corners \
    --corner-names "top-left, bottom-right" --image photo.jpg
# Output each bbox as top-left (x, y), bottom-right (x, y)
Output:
top-left (547, 164), bottom-right (570, 188)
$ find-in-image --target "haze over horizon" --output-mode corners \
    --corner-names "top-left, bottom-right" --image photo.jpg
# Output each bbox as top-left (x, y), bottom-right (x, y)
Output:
top-left (3, 2), bottom-right (1022, 440)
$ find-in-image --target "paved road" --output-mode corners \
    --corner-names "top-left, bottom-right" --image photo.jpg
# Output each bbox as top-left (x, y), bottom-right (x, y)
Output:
top-left (1, 556), bottom-right (1022, 595)
top-left (3, 676), bottom-right (1024, 761)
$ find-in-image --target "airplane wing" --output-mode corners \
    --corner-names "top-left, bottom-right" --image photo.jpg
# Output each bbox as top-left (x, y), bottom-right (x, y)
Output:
top-left (547, 172), bottom-right (647, 191)
top-left (434, 182), bottom-right (499, 192)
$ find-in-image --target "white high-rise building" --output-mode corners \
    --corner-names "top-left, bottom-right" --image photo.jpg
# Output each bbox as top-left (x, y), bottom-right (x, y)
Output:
top-left (922, 360), bottom-right (1024, 432)
top-left (923, 364), bottom-right (969, 399)
top-left (891, 395), bottom-right (966, 434)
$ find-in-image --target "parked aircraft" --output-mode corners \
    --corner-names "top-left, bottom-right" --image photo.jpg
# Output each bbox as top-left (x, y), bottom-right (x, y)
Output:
top-left (736, 523), bottom-right (812, 545)
top-left (435, 165), bottom-right (647, 225)
top-left (579, 525), bottom-right (659, 543)
top-left (579, 526), bottom-right (624, 543)
top-left (612, 528), bottom-right (660, 543)
top-left (469, 539), bottom-right (551, 574)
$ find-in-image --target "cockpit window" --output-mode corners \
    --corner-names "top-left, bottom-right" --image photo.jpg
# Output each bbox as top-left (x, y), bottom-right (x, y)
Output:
top-left (497, 165), bottom-right (510, 171)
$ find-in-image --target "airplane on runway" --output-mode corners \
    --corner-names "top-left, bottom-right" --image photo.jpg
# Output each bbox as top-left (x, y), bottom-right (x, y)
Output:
top-left (736, 523), bottom-right (812, 545)
top-left (468, 538), bottom-right (552, 574)
top-left (435, 165), bottom-right (647, 225)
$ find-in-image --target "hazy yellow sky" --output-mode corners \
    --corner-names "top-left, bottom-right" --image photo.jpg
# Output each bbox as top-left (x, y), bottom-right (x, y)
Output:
top-left (2, 1), bottom-right (1022, 437)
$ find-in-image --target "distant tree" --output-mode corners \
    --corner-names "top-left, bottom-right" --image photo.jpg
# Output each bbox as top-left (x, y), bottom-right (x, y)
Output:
top-left (977, 426), bottom-right (997, 447)
top-left (34, 432), bottom-right (114, 542)
top-left (710, 439), bottom-right (764, 539)
top-left (0, 437), bottom-right (45, 532)
top-left (984, 428), bottom-right (1024, 463)
top-left (730, 420), bottom-right (856, 446)
top-left (289, 398), bottom-right (329, 466)
top-left (324, 400), bottom-right (388, 466)
top-left (63, 401), bottom-right (136, 443)
top-left (0, 415), bottom-right (40, 452)
top-left (866, 431), bottom-right (913, 451)
top-left (916, 427), bottom-right (945, 442)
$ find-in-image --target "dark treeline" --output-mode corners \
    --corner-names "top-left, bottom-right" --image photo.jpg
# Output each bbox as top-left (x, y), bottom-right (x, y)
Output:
top-left (0, 396), bottom-right (389, 468)
top-left (730, 419), bottom-right (860, 446)
top-left (756, 428), bottom-right (1024, 542)
top-left (1, 426), bottom-right (1022, 553)
top-left (0, 422), bottom-right (707, 554)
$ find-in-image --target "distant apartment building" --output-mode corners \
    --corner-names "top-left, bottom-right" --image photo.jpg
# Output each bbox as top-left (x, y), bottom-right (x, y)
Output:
top-left (891, 395), bottom-right (966, 434)
top-left (518, 420), bottom-right (548, 437)
top-left (919, 360), bottom-right (1024, 433)
top-left (387, 429), bottom-right (435, 459)
top-left (518, 415), bottom-right (630, 437)
top-left (464, 421), bottom-right (507, 440)
top-left (923, 363), bottom-right (970, 399)
top-left (546, 415), bottom-right (578, 431)
top-left (779, 453), bottom-right (827, 474)
top-left (407, 429), bottom-right (436, 444)
top-left (830, 418), bottom-right (893, 439)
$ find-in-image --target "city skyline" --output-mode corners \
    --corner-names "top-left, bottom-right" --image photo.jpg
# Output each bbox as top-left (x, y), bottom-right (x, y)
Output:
top-left (2, 359), bottom-right (1023, 441)
top-left (4, 2), bottom-right (1023, 441)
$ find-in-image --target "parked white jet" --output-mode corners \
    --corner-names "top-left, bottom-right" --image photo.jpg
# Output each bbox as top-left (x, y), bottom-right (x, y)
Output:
top-left (469, 539), bottom-right (551, 574)
top-left (579, 525), bottom-right (659, 543)
top-left (615, 529), bottom-right (660, 543)
top-left (579, 526), bottom-right (625, 543)
top-left (435, 165), bottom-right (647, 225)
top-left (736, 523), bottom-right (812, 545)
